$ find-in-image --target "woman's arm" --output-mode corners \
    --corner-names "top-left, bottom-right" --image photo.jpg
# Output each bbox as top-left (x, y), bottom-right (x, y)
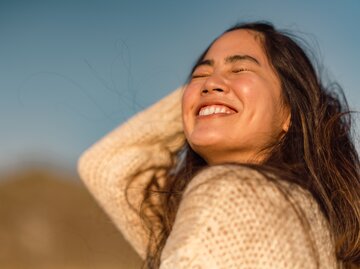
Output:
top-left (160, 165), bottom-right (337, 269)
top-left (77, 87), bottom-right (185, 260)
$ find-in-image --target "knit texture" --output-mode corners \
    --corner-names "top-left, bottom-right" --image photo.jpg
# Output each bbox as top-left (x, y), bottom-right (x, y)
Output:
top-left (78, 87), bottom-right (339, 268)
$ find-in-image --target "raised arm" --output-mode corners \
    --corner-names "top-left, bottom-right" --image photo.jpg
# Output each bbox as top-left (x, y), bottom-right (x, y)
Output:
top-left (77, 87), bottom-right (185, 259)
top-left (160, 165), bottom-right (337, 269)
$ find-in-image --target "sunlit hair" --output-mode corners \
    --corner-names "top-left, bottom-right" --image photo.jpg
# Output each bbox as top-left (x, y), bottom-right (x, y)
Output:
top-left (126, 22), bottom-right (360, 269)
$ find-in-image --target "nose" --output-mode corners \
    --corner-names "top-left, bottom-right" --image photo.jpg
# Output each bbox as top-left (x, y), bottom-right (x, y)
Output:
top-left (201, 73), bottom-right (228, 95)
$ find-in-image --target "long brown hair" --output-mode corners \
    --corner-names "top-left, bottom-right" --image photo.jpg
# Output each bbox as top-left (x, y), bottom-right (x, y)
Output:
top-left (129, 22), bottom-right (360, 269)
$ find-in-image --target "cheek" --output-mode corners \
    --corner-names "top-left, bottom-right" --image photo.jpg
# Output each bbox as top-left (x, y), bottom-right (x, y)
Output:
top-left (182, 87), bottom-right (192, 108)
top-left (232, 77), bottom-right (264, 107)
top-left (181, 86), bottom-right (197, 135)
top-left (233, 77), bottom-right (278, 107)
top-left (182, 86), bottom-right (195, 116)
top-left (233, 78), bottom-right (282, 130)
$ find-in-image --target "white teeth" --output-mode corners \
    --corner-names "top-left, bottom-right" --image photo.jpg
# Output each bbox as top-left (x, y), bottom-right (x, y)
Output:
top-left (199, 105), bottom-right (233, 116)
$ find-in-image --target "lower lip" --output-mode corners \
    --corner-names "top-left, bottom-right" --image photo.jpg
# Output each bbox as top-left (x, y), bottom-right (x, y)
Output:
top-left (196, 112), bottom-right (237, 119)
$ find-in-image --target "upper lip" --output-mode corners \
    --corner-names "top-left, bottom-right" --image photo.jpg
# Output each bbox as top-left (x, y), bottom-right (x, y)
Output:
top-left (195, 99), bottom-right (238, 115)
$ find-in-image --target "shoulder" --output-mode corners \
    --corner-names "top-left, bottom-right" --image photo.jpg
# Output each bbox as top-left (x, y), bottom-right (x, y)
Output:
top-left (179, 165), bottom-right (306, 225)
top-left (181, 164), bottom-right (330, 238)
top-left (183, 164), bottom-right (320, 207)
top-left (182, 164), bottom-right (305, 210)
top-left (160, 165), bottom-right (337, 268)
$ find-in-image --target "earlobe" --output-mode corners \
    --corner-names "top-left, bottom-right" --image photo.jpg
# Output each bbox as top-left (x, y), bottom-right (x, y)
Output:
top-left (282, 113), bottom-right (291, 132)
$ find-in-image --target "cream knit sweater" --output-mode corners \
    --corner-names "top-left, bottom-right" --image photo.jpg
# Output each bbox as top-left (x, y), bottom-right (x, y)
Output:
top-left (78, 87), bottom-right (339, 268)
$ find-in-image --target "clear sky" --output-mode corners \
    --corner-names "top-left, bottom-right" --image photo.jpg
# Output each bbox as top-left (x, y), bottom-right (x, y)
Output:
top-left (1, 0), bottom-right (359, 173)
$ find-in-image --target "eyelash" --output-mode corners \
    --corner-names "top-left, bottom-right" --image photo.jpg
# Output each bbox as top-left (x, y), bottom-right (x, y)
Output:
top-left (191, 74), bottom-right (208, 79)
top-left (191, 67), bottom-right (250, 79)
top-left (232, 67), bottom-right (249, 73)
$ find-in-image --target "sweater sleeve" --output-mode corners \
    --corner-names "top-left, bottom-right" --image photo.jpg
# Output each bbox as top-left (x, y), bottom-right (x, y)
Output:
top-left (77, 87), bottom-right (185, 260)
top-left (160, 165), bottom-right (337, 269)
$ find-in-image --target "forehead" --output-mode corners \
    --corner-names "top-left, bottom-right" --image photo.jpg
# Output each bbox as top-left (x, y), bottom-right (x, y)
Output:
top-left (205, 29), bottom-right (266, 62)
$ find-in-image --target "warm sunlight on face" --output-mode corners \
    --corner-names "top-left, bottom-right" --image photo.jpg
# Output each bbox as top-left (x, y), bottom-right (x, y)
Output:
top-left (182, 29), bottom-right (290, 164)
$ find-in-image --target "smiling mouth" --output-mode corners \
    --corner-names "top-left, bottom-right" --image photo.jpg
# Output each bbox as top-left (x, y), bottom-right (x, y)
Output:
top-left (198, 105), bottom-right (237, 116)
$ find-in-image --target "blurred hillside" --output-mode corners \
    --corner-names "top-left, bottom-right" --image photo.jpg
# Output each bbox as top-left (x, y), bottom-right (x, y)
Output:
top-left (0, 167), bottom-right (142, 269)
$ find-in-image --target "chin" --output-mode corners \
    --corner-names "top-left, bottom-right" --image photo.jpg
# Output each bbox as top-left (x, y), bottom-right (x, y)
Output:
top-left (188, 129), bottom-right (226, 147)
top-left (189, 140), bottom-right (263, 165)
top-left (188, 140), bottom-right (227, 164)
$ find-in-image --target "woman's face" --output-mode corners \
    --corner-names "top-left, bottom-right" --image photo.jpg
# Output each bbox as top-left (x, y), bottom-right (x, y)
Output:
top-left (182, 29), bottom-right (290, 164)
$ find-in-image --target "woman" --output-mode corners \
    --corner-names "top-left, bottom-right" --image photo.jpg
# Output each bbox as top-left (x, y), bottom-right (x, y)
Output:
top-left (78, 22), bottom-right (360, 268)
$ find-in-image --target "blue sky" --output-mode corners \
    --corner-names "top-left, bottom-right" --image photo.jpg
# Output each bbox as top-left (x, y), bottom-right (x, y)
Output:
top-left (1, 0), bottom-right (359, 173)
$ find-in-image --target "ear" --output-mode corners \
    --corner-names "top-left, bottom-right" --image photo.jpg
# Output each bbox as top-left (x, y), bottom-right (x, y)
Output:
top-left (282, 112), bottom-right (291, 132)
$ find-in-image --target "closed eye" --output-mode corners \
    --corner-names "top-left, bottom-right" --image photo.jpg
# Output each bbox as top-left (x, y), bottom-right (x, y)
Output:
top-left (191, 73), bottom-right (210, 79)
top-left (232, 68), bottom-right (250, 73)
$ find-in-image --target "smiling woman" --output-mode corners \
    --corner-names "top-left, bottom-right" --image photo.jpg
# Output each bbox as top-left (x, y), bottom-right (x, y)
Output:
top-left (78, 22), bottom-right (360, 269)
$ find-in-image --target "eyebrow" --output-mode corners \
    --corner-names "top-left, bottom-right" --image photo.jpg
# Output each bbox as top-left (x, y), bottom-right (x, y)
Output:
top-left (194, 54), bottom-right (260, 69)
top-left (225, 54), bottom-right (260, 65)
